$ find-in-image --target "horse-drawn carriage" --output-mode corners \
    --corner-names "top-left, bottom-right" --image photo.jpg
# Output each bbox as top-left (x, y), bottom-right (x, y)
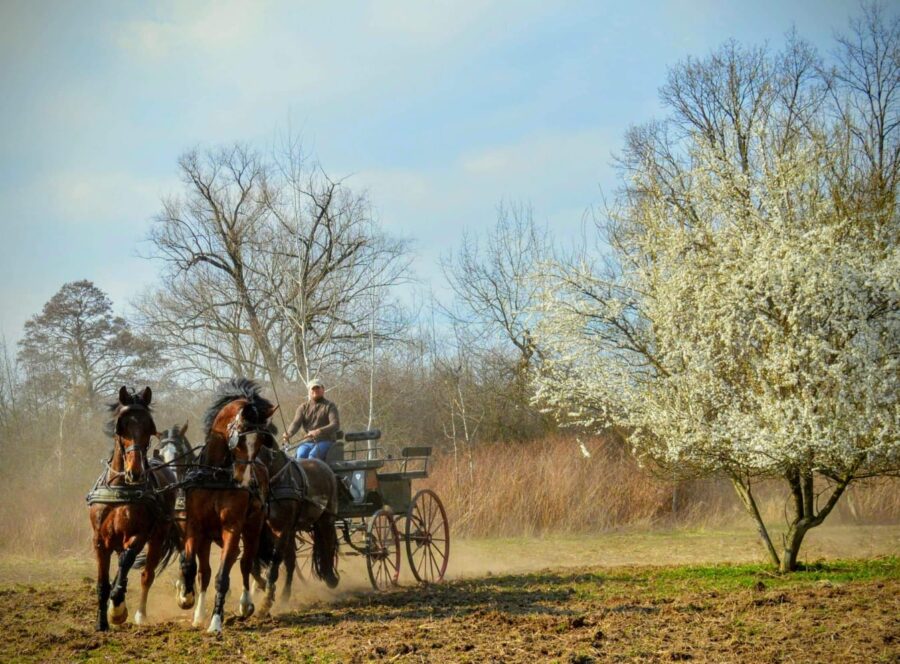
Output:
top-left (289, 429), bottom-right (450, 590)
top-left (298, 429), bottom-right (450, 590)
top-left (158, 418), bottom-right (450, 594)
top-left (88, 380), bottom-right (449, 634)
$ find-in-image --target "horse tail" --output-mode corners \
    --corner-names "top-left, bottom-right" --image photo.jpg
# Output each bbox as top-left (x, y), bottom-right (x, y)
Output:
top-left (311, 512), bottom-right (340, 588)
top-left (133, 552), bottom-right (148, 570)
top-left (131, 522), bottom-right (181, 574)
top-left (254, 524), bottom-right (276, 577)
top-left (154, 522), bottom-right (182, 575)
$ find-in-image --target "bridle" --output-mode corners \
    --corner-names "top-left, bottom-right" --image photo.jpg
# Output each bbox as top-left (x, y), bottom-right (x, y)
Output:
top-left (112, 404), bottom-right (154, 485)
top-left (223, 418), bottom-right (272, 491)
top-left (158, 432), bottom-right (191, 462)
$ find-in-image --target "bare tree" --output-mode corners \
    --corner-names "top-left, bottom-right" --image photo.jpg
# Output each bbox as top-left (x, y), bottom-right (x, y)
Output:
top-left (441, 202), bottom-right (547, 375)
top-left (140, 141), bottom-right (412, 390)
top-left (826, 2), bottom-right (900, 223)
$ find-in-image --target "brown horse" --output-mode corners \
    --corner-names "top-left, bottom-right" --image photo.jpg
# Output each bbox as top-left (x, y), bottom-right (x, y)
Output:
top-left (176, 378), bottom-right (275, 633)
top-left (87, 386), bottom-right (179, 631)
top-left (254, 437), bottom-right (340, 616)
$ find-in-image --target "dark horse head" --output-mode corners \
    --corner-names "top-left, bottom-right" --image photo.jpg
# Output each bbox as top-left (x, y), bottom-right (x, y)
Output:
top-left (108, 386), bottom-right (157, 484)
top-left (156, 421), bottom-right (193, 478)
top-left (202, 378), bottom-right (279, 487)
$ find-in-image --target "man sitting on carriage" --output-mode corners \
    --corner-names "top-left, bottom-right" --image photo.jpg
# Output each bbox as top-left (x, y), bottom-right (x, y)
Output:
top-left (281, 377), bottom-right (340, 461)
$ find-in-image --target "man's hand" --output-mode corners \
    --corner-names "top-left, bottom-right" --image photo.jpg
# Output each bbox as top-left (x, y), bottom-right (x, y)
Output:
top-left (282, 432), bottom-right (290, 443)
top-left (308, 428), bottom-right (320, 438)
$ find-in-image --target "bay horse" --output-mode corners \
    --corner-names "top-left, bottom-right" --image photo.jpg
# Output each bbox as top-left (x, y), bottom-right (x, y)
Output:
top-left (176, 378), bottom-right (275, 633)
top-left (87, 386), bottom-right (179, 631)
top-left (254, 434), bottom-right (340, 616)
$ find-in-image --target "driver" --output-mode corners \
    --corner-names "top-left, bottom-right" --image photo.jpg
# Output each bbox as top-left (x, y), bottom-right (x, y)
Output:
top-left (282, 378), bottom-right (340, 461)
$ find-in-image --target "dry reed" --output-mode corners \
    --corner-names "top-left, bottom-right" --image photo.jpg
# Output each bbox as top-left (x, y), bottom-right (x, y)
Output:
top-left (422, 434), bottom-right (900, 538)
top-left (1, 432), bottom-right (897, 555)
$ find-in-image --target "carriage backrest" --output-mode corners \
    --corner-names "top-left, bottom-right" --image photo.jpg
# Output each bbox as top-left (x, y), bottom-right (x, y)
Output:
top-left (401, 446), bottom-right (431, 458)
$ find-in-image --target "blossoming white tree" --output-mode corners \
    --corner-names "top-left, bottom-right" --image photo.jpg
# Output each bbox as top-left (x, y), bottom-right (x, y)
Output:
top-left (533, 10), bottom-right (900, 571)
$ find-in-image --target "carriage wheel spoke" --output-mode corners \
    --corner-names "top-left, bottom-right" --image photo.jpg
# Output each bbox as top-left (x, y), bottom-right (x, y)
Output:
top-left (366, 509), bottom-right (399, 590)
top-left (405, 489), bottom-right (449, 584)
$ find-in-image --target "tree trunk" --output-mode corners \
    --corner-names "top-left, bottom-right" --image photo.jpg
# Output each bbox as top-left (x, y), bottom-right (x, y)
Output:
top-left (730, 474), bottom-right (781, 568)
top-left (779, 468), bottom-right (852, 572)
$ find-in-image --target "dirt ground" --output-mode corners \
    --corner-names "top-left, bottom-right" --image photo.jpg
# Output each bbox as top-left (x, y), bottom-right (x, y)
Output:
top-left (0, 525), bottom-right (897, 663)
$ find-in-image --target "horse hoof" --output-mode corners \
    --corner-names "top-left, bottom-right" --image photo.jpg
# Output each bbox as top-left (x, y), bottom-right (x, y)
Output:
top-left (207, 614), bottom-right (223, 634)
top-left (96, 623), bottom-right (109, 632)
top-left (177, 592), bottom-right (195, 610)
top-left (108, 602), bottom-right (128, 625)
top-left (134, 610), bottom-right (147, 626)
top-left (238, 602), bottom-right (255, 619)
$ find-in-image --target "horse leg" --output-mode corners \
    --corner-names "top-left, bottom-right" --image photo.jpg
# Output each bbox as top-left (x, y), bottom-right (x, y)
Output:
top-left (238, 520), bottom-right (262, 620)
top-left (192, 537), bottom-right (212, 627)
top-left (108, 538), bottom-right (142, 625)
top-left (108, 542), bottom-right (139, 624)
top-left (258, 528), bottom-right (285, 618)
top-left (134, 530), bottom-right (165, 626)
top-left (174, 551), bottom-right (186, 604)
top-left (208, 528), bottom-right (240, 633)
top-left (95, 545), bottom-right (112, 632)
top-left (251, 556), bottom-right (267, 593)
top-left (177, 536), bottom-right (197, 610)
top-left (281, 537), bottom-right (296, 605)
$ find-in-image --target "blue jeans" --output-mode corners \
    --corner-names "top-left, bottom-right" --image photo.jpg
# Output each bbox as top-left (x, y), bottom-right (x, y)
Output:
top-left (296, 441), bottom-right (333, 461)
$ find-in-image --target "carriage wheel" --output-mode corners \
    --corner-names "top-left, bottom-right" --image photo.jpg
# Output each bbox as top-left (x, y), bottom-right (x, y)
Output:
top-left (405, 489), bottom-right (449, 584)
top-left (365, 509), bottom-right (400, 590)
top-left (294, 530), bottom-right (314, 581)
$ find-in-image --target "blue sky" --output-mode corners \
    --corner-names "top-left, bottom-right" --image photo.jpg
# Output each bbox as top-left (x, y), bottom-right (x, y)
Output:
top-left (0, 0), bottom-right (868, 344)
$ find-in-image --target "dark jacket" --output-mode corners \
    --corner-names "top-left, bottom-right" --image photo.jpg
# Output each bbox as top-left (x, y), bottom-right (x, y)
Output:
top-left (286, 397), bottom-right (340, 441)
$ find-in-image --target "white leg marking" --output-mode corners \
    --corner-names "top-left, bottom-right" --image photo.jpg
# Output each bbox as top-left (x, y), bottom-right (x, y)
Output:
top-left (108, 599), bottom-right (128, 625)
top-left (192, 590), bottom-right (207, 627)
top-left (238, 589), bottom-right (254, 618)
top-left (177, 585), bottom-right (194, 610)
top-left (207, 612), bottom-right (223, 634)
top-left (134, 590), bottom-right (148, 625)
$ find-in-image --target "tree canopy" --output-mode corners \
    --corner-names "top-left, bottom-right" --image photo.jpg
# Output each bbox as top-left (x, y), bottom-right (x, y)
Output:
top-left (532, 8), bottom-right (900, 571)
top-left (18, 280), bottom-right (161, 408)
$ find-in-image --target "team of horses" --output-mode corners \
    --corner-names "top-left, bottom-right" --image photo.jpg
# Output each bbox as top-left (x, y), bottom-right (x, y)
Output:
top-left (88, 378), bottom-right (340, 633)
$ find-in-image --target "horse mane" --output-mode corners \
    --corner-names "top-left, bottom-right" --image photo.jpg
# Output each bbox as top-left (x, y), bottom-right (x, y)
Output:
top-left (259, 421), bottom-right (280, 449)
top-left (203, 377), bottom-right (274, 435)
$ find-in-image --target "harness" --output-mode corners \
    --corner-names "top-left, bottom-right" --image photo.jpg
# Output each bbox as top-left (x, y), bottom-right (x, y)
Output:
top-left (267, 455), bottom-right (308, 504)
top-left (86, 404), bottom-right (164, 509)
top-left (86, 474), bottom-right (160, 506)
top-left (172, 427), bottom-right (272, 504)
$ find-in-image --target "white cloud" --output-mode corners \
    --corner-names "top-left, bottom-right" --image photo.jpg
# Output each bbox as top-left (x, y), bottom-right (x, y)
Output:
top-left (365, 0), bottom-right (493, 44)
top-left (114, 0), bottom-right (270, 61)
top-left (47, 171), bottom-right (177, 226)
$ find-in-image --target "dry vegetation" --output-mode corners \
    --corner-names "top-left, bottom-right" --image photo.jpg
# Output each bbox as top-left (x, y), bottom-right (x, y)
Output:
top-left (2, 425), bottom-right (897, 558)
top-left (422, 434), bottom-right (900, 539)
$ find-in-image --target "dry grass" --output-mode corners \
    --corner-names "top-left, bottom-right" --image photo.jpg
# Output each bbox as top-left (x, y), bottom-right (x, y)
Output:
top-left (423, 434), bottom-right (900, 538)
top-left (1, 433), bottom-right (897, 556)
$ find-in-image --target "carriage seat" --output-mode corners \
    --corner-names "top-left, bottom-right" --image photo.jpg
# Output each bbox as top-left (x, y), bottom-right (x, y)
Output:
top-left (325, 437), bottom-right (385, 472)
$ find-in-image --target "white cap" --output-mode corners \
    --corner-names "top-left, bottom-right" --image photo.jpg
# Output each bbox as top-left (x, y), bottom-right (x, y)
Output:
top-left (308, 378), bottom-right (324, 389)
